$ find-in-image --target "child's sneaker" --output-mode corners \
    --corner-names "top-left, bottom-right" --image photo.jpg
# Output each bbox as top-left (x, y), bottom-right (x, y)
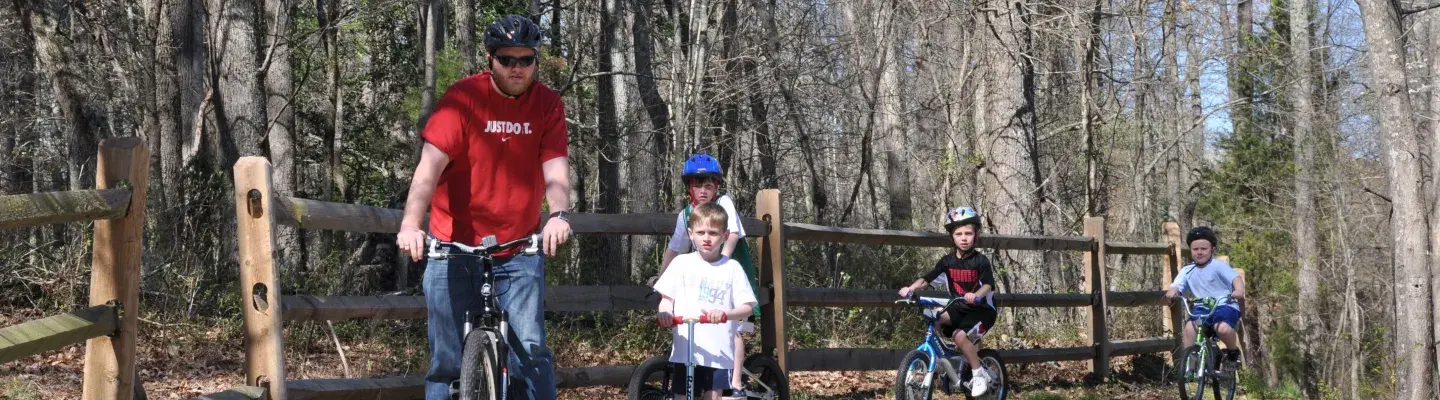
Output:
top-left (722, 387), bottom-right (749, 400)
top-left (968, 369), bottom-right (990, 397)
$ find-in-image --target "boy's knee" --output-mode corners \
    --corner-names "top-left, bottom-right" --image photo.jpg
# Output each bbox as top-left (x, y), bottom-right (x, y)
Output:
top-left (1216, 323), bottom-right (1234, 335)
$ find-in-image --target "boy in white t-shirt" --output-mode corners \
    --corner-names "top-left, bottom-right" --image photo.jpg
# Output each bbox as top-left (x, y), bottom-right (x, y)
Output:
top-left (654, 202), bottom-right (758, 400)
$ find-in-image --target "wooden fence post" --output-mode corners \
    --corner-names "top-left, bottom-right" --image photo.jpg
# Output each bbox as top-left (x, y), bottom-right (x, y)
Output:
top-left (1082, 216), bottom-right (1109, 380)
top-left (755, 189), bottom-right (787, 372)
top-left (234, 157), bottom-right (288, 399)
top-left (81, 137), bottom-right (148, 400)
top-left (1161, 222), bottom-right (1183, 341)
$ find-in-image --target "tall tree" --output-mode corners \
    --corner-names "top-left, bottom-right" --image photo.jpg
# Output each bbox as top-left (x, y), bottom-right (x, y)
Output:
top-left (1287, 0), bottom-right (1320, 396)
top-left (1354, 0), bottom-right (1432, 397)
top-left (212, 0), bottom-right (266, 166)
top-left (978, 0), bottom-right (1044, 304)
top-left (590, 0), bottom-right (626, 283)
top-left (417, 0), bottom-right (441, 131)
top-left (266, 0), bottom-right (301, 270)
top-left (27, 0), bottom-right (100, 191)
top-left (1425, 10), bottom-right (1440, 389)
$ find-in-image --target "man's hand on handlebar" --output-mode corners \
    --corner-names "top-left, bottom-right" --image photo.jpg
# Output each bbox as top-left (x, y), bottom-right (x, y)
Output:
top-left (398, 228), bottom-right (427, 262)
top-left (541, 216), bottom-right (571, 256)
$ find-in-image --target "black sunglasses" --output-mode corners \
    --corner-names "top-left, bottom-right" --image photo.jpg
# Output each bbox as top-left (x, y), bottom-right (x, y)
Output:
top-left (494, 55), bottom-right (538, 68)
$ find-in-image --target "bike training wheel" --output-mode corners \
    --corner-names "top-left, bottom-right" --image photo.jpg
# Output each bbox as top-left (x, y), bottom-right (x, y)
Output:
top-left (964, 349), bottom-right (1007, 400)
top-left (741, 354), bottom-right (790, 400)
top-left (459, 330), bottom-right (502, 400)
top-left (1210, 344), bottom-right (1237, 400)
top-left (626, 355), bottom-right (673, 400)
top-left (1176, 345), bottom-right (1207, 400)
top-left (894, 350), bottom-right (937, 400)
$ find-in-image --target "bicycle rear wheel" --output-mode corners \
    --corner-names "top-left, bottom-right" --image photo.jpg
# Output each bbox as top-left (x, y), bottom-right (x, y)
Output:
top-left (1210, 346), bottom-right (1236, 400)
top-left (626, 355), bottom-right (673, 400)
top-left (964, 349), bottom-right (1007, 400)
top-left (1176, 345), bottom-right (1206, 400)
top-left (458, 330), bottom-right (502, 400)
top-left (742, 354), bottom-right (789, 399)
top-left (894, 350), bottom-right (937, 400)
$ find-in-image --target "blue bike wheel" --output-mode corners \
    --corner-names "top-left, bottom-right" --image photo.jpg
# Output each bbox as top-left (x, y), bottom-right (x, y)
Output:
top-left (894, 350), bottom-right (936, 400)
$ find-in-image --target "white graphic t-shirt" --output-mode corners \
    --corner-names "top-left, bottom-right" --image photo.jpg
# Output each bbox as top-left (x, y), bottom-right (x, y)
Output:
top-left (653, 252), bottom-right (758, 369)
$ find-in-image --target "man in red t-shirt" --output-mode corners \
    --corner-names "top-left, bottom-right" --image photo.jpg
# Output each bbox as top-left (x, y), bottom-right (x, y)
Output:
top-left (396, 15), bottom-right (571, 400)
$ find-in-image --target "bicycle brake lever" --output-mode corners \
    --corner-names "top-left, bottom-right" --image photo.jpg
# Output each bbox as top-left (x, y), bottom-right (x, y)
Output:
top-left (523, 234), bottom-right (541, 256)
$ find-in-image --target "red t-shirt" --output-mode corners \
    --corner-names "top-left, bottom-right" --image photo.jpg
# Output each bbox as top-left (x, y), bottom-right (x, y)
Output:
top-left (422, 71), bottom-right (568, 251)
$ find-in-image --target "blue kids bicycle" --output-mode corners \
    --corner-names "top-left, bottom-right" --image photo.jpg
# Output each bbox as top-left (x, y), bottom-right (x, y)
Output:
top-left (894, 294), bottom-right (1008, 400)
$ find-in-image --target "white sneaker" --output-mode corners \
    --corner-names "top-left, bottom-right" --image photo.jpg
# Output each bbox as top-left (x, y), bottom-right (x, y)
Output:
top-left (969, 369), bottom-right (989, 397)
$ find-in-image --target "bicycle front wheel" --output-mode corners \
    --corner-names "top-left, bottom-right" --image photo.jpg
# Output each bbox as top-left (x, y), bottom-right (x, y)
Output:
top-left (894, 350), bottom-right (937, 400)
top-left (459, 330), bottom-right (502, 400)
top-left (626, 355), bottom-right (673, 400)
top-left (1176, 345), bottom-right (1206, 400)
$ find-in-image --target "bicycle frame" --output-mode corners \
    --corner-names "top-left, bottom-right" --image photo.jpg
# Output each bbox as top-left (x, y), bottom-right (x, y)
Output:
top-left (429, 233), bottom-right (540, 400)
top-left (1179, 296), bottom-right (1235, 381)
top-left (901, 295), bottom-right (972, 395)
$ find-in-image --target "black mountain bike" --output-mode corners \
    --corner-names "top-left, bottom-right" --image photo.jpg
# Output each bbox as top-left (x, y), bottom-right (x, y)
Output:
top-left (428, 233), bottom-right (540, 400)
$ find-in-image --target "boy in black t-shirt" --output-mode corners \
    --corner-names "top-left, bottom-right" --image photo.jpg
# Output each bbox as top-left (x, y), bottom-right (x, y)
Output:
top-left (897, 206), bottom-right (998, 397)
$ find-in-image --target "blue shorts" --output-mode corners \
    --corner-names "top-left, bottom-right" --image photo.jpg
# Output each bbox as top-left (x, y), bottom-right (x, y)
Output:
top-left (667, 363), bottom-right (731, 396)
top-left (1190, 305), bottom-right (1242, 330)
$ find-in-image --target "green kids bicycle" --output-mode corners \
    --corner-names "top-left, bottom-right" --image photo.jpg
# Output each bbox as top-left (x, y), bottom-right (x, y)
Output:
top-left (1175, 296), bottom-right (1240, 400)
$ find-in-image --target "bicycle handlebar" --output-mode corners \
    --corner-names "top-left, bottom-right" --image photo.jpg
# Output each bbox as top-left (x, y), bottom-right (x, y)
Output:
top-left (1178, 295), bottom-right (1237, 318)
top-left (428, 233), bottom-right (541, 259)
top-left (664, 315), bottom-right (726, 325)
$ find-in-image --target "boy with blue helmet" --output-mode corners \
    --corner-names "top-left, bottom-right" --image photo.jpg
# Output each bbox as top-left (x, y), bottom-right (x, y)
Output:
top-left (658, 154), bottom-right (757, 398)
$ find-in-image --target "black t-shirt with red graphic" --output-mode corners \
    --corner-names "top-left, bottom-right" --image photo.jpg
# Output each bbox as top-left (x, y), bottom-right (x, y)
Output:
top-left (921, 250), bottom-right (997, 309)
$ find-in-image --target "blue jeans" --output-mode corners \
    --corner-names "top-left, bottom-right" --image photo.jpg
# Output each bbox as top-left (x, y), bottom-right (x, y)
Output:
top-left (423, 252), bottom-right (555, 400)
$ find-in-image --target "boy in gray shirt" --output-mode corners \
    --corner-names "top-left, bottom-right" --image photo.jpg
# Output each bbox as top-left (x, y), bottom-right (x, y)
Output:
top-left (1164, 226), bottom-right (1247, 369)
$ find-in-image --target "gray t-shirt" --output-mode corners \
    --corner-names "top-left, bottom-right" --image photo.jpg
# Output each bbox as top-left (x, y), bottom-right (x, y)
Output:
top-left (1170, 258), bottom-right (1241, 311)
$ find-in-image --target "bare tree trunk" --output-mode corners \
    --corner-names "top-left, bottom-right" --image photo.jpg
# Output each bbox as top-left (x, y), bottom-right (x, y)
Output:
top-left (1355, 0), bottom-right (1432, 397)
top-left (1183, 0), bottom-right (1202, 230)
top-left (266, 0), bottom-right (301, 272)
top-left (1231, 0), bottom-right (1254, 138)
top-left (747, 59), bottom-right (777, 189)
top-left (28, 2), bottom-right (99, 192)
top-left (1425, 11), bottom-right (1440, 390)
top-left (170, 0), bottom-right (204, 202)
top-left (1162, 0), bottom-right (1181, 227)
top-left (1, 0), bottom-right (34, 198)
top-left (457, 0), bottom-right (477, 74)
top-left (1078, 0), bottom-right (1101, 217)
top-left (590, 0), bottom-right (627, 284)
top-left (633, 0), bottom-right (672, 198)
top-left (417, 0), bottom-right (440, 131)
top-left (979, 0), bottom-right (1042, 318)
top-left (1288, 0), bottom-right (1320, 396)
top-left (212, 0), bottom-right (266, 164)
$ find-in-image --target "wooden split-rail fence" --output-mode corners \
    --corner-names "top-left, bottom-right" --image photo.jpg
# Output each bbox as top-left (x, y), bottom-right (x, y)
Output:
top-left (0, 149), bottom-right (1196, 400)
top-left (193, 157), bottom-right (1196, 399)
top-left (0, 138), bottom-right (149, 400)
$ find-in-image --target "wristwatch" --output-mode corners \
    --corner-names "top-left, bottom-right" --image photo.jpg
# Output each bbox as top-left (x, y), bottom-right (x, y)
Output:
top-left (549, 210), bottom-right (571, 222)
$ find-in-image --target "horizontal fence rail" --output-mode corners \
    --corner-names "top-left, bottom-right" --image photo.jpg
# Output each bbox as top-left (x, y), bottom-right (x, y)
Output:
top-left (0, 305), bottom-right (120, 364)
top-left (785, 337), bottom-right (1176, 372)
top-left (273, 196), bottom-right (768, 238)
top-left (0, 188), bottom-right (133, 230)
top-left (783, 222), bottom-right (1094, 251)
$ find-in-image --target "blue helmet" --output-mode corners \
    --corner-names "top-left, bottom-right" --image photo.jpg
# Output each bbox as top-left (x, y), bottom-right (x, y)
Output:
top-left (682, 154), bottom-right (723, 181)
top-left (944, 207), bottom-right (981, 232)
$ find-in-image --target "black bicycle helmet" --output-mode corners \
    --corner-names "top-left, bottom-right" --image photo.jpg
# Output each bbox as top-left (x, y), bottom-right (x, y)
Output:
top-left (1186, 226), bottom-right (1219, 247)
top-left (484, 15), bottom-right (542, 53)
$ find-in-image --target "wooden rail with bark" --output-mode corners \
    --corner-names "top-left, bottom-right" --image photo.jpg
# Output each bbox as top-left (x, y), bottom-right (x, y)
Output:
top-left (0, 138), bottom-right (149, 400)
top-left (205, 156), bottom-right (1187, 399)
